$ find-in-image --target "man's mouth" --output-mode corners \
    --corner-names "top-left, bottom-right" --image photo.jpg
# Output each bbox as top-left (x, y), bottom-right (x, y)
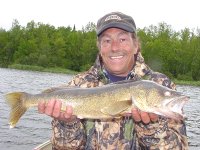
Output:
top-left (110, 55), bottom-right (124, 59)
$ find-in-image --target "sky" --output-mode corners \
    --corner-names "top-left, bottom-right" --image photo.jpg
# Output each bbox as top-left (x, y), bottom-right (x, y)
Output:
top-left (0, 0), bottom-right (199, 31)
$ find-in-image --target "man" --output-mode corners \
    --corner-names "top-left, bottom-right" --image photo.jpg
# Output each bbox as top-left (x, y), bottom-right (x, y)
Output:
top-left (38, 12), bottom-right (188, 149)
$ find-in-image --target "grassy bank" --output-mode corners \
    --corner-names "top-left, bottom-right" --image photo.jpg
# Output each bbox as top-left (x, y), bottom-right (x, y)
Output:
top-left (7, 64), bottom-right (200, 86)
top-left (173, 79), bottom-right (200, 86)
top-left (8, 64), bottom-right (78, 75)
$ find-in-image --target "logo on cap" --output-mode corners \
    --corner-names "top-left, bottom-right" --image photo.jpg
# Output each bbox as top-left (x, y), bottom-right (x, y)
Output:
top-left (105, 15), bottom-right (121, 22)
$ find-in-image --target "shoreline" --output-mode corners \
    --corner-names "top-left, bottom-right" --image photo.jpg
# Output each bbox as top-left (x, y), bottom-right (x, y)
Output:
top-left (7, 64), bottom-right (78, 75)
top-left (4, 65), bottom-right (200, 86)
top-left (173, 79), bottom-right (200, 87)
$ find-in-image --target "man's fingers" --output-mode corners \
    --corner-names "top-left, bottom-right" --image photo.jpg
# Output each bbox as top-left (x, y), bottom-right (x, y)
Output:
top-left (39, 100), bottom-right (77, 123)
top-left (45, 99), bottom-right (56, 116)
top-left (52, 100), bottom-right (62, 118)
top-left (149, 113), bottom-right (158, 122)
top-left (64, 105), bottom-right (73, 119)
top-left (140, 111), bottom-right (150, 124)
top-left (132, 108), bottom-right (155, 124)
top-left (131, 108), bottom-right (141, 122)
top-left (38, 101), bottom-right (46, 113)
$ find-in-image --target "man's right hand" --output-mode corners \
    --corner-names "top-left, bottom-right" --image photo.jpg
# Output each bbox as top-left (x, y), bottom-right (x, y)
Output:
top-left (38, 99), bottom-right (77, 122)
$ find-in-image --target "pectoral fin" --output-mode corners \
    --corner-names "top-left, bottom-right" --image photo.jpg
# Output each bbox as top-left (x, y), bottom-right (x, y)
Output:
top-left (101, 100), bottom-right (132, 116)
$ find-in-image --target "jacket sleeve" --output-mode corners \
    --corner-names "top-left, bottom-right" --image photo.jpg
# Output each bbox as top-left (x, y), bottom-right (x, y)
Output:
top-left (51, 119), bottom-right (86, 150)
top-left (135, 117), bottom-right (188, 149)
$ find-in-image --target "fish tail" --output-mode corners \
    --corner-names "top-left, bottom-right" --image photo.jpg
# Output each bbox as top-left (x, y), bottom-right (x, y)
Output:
top-left (5, 92), bottom-right (28, 128)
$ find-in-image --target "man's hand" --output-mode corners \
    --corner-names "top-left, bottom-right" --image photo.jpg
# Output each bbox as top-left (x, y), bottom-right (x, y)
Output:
top-left (131, 108), bottom-right (158, 124)
top-left (38, 99), bottom-right (77, 122)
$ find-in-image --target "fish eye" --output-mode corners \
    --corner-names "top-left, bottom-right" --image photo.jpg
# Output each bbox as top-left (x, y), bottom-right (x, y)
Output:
top-left (164, 91), bottom-right (171, 96)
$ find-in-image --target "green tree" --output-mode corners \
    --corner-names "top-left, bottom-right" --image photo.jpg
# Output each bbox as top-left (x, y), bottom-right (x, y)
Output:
top-left (191, 28), bottom-right (200, 80)
top-left (5, 19), bottom-right (22, 65)
top-left (0, 28), bottom-right (9, 67)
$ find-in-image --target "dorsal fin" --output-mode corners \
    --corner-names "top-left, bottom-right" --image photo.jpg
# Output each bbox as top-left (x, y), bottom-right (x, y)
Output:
top-left (42, 86), bottom-right (79, 93)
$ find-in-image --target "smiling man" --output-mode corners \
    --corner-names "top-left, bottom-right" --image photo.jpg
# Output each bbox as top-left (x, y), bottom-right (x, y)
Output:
top-left (98, 28), bottom-right (137, 76)
top-left (38, 12), bottom-right (188, 149)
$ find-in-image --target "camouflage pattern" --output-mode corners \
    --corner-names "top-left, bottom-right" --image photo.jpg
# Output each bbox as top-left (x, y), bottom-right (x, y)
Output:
top-left (51, 52), bottom-right (188, 150)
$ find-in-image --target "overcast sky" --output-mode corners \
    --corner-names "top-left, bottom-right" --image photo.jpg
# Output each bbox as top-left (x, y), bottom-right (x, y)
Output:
top-left (0, 0), bottom-right (199, 31)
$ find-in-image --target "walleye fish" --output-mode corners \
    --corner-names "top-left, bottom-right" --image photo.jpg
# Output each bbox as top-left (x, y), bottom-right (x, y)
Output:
top-left (5, 80), bottom-right (189, 128)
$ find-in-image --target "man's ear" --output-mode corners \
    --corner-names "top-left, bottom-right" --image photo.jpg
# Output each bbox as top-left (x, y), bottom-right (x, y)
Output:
top-left (134, 39), bottom-right (141, 55)
top-left (96, 38), bottom-right (101, 49)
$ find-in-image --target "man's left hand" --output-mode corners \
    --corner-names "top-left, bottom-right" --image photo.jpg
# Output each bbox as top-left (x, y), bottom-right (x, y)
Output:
top-left (131, 108), bottom-right (158, 124)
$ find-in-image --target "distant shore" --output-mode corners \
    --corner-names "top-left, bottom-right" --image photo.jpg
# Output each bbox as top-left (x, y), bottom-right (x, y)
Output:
top-left (7, 64), bottom-right (78, 75)
top-left (173, 79), bottom-right (200, 86)
top-left (6, 64), bottom-right (200, 86)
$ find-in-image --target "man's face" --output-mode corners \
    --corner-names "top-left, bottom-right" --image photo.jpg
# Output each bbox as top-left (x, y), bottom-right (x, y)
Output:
top-left (98, 28), bottom-right (138, 76)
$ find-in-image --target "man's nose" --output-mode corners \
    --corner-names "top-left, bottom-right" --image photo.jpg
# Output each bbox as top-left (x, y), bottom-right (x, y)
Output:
top-left (111, 40), bottom-right (120, 51)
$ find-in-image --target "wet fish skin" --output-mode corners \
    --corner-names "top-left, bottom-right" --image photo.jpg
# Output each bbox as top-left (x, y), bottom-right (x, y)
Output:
top-left (4, 80), bottom-right (189, 128)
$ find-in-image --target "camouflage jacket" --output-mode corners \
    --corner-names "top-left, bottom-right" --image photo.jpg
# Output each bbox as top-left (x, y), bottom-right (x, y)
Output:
top-left (51, 53), bottom-right (188, 150)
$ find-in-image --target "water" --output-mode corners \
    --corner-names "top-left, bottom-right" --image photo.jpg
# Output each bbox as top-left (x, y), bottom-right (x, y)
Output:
top-left (177, 85), bottom-right (200, 149)
top-left (0, 68), bottom-right (73, 150)
top-left (0, 68), bottom-right (199, 149)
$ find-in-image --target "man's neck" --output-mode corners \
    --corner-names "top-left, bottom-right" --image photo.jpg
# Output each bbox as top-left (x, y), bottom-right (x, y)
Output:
top-left (104, 70), bottom-right (127, 83)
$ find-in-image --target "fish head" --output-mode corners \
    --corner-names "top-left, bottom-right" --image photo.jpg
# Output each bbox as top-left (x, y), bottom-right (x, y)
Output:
top-left (131, 81), bottom-right (189, 120)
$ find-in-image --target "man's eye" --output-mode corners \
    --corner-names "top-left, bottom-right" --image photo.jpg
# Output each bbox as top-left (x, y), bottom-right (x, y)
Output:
top-left (101, 39), bottom-right (111, 47)
top-left (102, 39), bottom-right (111, 44)
top-left (120, 38), bottom-right (126, 42)
top-left (105, 39), bottom-right (111, 43)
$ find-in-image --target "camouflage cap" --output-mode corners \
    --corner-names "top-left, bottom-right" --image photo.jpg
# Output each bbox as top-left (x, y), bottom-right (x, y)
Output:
top-left (96, 12), bottom-right (136, 36)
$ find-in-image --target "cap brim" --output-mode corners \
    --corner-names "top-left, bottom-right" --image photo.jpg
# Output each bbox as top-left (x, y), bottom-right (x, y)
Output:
top-left (97, 22), bottom-right (135, 36)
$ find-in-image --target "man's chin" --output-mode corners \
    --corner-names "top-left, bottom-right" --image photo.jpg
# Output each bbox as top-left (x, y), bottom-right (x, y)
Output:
top-left (107, 68), bottom-right (128, 76)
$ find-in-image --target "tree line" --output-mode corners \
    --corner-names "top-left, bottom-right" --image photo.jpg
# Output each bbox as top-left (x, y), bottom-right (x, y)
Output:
top-left (0, 20), bottom-right (200, 80)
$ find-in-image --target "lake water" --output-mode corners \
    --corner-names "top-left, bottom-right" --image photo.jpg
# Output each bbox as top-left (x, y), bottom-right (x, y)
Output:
top-left (0, 68), bottom-right (199, 150)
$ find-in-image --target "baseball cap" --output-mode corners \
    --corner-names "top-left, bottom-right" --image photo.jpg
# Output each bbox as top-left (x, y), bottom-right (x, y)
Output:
top-left (96, 12), bottom-right (136, 36)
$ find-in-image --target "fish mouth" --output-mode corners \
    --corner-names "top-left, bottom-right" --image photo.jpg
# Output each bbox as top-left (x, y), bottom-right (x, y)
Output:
top-left (156, 95), bottom-right (189, 120)
top-left (165, 95), bottom-right (189, 115)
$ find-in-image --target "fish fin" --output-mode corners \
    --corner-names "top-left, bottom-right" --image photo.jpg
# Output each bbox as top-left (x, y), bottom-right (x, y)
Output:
top-left (42, 87), bottom-right (67, 93)
top-left (42, 87), bottom-right (59, 93)
top-left (101, 100), bottom-right (132, 116)
top-left (4, 92), bottom-right (28, 128)
top-left (42, 86), bottom-right (79, 93)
